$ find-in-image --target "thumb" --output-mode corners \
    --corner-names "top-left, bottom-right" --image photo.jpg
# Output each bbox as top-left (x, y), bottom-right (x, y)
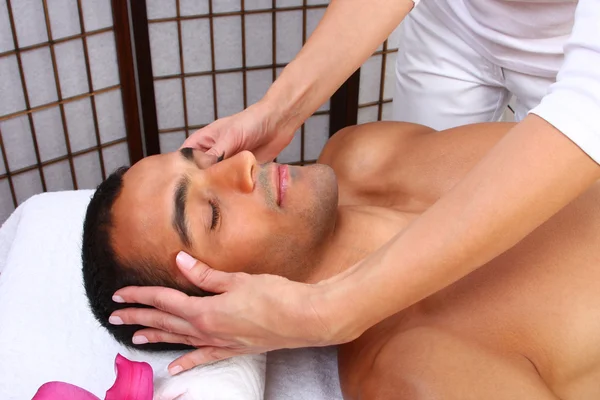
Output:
top-left (203, 133), bottom-right (235, 159)
top-left (176, 251), bottom-right (235, 293)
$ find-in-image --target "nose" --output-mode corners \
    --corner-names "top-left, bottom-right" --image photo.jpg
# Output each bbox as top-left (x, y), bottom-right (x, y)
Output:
top-left (208, 150), bottom-right (256, 193)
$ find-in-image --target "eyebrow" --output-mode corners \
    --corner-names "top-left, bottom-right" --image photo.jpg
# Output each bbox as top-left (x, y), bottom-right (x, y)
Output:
top-left (173, 175), bottom-right (192, 247)
top-left (180, 147), bottom-right (194, 161)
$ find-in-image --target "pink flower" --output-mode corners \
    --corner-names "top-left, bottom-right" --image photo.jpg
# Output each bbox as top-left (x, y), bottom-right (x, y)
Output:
top-left (32, 354), bottom-right (153, 400)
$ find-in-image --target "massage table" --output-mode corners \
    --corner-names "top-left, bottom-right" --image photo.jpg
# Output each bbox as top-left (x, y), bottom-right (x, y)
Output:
top-left (0, 191), bottom-right (343, 399)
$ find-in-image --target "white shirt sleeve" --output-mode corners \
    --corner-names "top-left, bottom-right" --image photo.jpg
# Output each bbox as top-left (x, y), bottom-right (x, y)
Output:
top-left (529, 0), bottom-right (600, 165)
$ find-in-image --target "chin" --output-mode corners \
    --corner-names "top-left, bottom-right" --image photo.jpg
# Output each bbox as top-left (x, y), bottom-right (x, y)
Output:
top-left (302, 163), bottom-right (338, 233)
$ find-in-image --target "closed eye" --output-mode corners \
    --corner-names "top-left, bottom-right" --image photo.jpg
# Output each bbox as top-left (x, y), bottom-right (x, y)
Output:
top-left (209, 200), bottom-right (220, 230)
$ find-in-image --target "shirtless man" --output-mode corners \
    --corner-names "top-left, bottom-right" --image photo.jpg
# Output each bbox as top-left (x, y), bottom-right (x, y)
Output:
top-left (82, 121), bottom-right (600, 399)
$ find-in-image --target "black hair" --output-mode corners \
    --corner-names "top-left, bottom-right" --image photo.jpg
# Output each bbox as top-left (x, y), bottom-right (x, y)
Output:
top-left (81, 166), bottom-right (207, 351)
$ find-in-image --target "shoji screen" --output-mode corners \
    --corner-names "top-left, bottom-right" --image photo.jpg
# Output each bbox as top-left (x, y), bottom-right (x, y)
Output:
top-left (0, 0), bottom-right (137, 222)
top-left (143, 0), bottom-right (331, 165)
top-left (357, 24), bottom-right (403, 124)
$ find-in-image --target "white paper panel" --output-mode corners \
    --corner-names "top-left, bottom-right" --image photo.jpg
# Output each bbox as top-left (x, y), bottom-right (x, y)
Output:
top-left (357, 105), bottom-right (378, 125)
top-left (0, 142), bottom-right (5, 175)
top-left (180, 0), bottom-right (209, 16)
top-left (0, 179), bottom-right (14, 223)
top-left (307, 0), bottom-right (330, 4)
top-left (147, 0), bottom-right (176, 19)
top-left (277, 0), bottom-right (302, 7)
top-left (95, 89), bottom-right (126, 144)
top-left (159, 131), bottom-right (186, 154)
top-left (0, 55), bottom-right (26, 116)
top-left (182, 19), bottom-right (212, 73)
top-left (55, 38), bottom-right (89, 98)
top-left (317, 99), bottom-right (330, 112)
top-left (102, 141), bottom-right (130, 174)
top-left (306, 8), bottom-right (326, 39)
top-left (0, 0), bottom-right (15, 52)
top-left (13, 168), bottom-right (43, 205)
top-left (388, 24), bottom-right (403, 50)
top-left (277, 129), bottom-right (301, 164)
top-left (1, 116), bottom-right (37, 171)
top-left (81, 0), bottom-right (113, 31)
top-left (21, 47), bottom-right (58, 108)
top-left (44, 160), bottom-right (74, 191)
top-left (47, 0), bottom-right (80, 40)
top-left (11, 0), bottom-right (48, 47)
top-left (87, 31), bottom-right (119, 90)
top-left (276, 10), bottom-right (302, 64)
top-left (383, 52), bottom-right (397, 100)
top-left (245, 13), bottom-right (272, 67)
top-left (245, 0), bottom-right (271, 10)
top-left (213, 0), bottom-right (241, 13)
top-left (185, 76), bottom-right (215, 126)
top-left (358, 55), bottom-right (382, 105)
top-left (64, 98), bottom-right (97, 152)
top-left (150, 22), bottom-right (181, 76)
top-left (74, 151), bottom-right (102, 189)
top-left (216, 73), bottom-right (244, 118)
top-left (32, 107), bottom-right (68, 162)
top-left (381, 102), bottom-right (393, 121)
top-left (155, 79), bottom-right (184, 129)
top-left (214, 16), bottom-right (243, 70)
top-left (246, 69), bottom-right (272, 106)
top-left (304, 114), bottom-right (328, 160)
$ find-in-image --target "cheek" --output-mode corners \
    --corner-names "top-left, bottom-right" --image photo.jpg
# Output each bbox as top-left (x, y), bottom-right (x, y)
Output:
top-left (211, 210), bottom-right (278, 273)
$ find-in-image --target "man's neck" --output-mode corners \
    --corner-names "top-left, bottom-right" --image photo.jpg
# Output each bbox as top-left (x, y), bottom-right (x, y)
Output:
top-left (303, 205), bottom-right (417, 283)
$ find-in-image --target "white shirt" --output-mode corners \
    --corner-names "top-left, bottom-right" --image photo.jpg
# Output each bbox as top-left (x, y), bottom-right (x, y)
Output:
top-left (428, 0), bottom-right (577, 77)
top-left (425, 0), bottom-right (600, 164)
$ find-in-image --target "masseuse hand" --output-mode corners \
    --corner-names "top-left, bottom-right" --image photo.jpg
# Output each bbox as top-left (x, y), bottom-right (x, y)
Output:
top-left (181, 101), bottom-right (294, 163)
top-left (111, 252), bottom-right (358, 375)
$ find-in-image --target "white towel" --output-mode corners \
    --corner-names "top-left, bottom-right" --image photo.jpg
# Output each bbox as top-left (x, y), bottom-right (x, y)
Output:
top-left (0, 190), bottom-right (343, 400)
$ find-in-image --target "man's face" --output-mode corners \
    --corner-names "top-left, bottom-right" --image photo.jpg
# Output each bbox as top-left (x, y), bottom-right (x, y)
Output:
top-left (111, 149), bottom-right (338, 283)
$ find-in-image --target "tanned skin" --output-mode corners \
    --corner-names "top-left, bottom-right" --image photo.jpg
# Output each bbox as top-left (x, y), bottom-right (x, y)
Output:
top-left (318, 122), bottom-right (600, 400)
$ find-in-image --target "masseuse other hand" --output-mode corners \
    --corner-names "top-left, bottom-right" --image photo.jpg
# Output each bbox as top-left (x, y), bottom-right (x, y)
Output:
top-left (111, 252), bottom-right (352, 375)
top-left (181, 101), bottom-right (294, 163)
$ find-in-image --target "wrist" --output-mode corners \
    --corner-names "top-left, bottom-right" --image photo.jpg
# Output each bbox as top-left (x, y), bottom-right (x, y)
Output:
top-left (260, 67), bottom-right (313, 138)
top-left (308, 279), bottom-right (369, 346)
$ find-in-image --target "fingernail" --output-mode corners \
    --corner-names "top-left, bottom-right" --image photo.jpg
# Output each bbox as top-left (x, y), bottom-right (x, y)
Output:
top-left (176, 251), bottom-right (197, 271)
top-left (108, 316), bottom-right (123, 325)
top-left (112, 295), bottom-right (125, 303)
top-left (132, 335), bottom-right (148, 345)
top-left (169, 365), bottom-right (183, 376)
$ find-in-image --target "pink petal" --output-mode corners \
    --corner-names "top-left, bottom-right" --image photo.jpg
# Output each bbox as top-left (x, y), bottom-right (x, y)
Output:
top-left (32, 382), bottom-right (100, 400)
top-left (105, 354), bottom-right (154, 400)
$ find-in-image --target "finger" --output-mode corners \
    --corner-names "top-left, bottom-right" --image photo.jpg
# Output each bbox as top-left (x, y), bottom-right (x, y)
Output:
top-left (176, 251), bottom-right (240, 293)
top-left (180, 127), bottom-right (215, 150)
top-left (202, 130), bottom-right (239, 159)
top-left (113, 286), bottom-right (192, 317)
top-left (132, 328), bottom-right (209, 348)
top-left (167, 347), bottom-right (245, 375)
top-left (110, 307), bottom-right (197, 336)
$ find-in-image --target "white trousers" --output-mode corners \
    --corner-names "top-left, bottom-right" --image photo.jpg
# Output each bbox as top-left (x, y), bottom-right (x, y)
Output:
top-left (392, 1), bottom-right (559, 131)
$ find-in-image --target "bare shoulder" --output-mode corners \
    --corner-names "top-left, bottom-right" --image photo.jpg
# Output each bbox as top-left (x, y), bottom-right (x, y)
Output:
top-left (317, 121), bottom-right (514, 211)
top-left (317, 122), bottom-right (435, 208)
top-left (317, 121), bottom-right (433, 172)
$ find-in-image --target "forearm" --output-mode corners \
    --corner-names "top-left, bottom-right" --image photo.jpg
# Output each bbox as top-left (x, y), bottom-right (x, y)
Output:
top-left (263, 0), bottom-right (414, 134)
top-left (327, 115), bottom-right (600, 338)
